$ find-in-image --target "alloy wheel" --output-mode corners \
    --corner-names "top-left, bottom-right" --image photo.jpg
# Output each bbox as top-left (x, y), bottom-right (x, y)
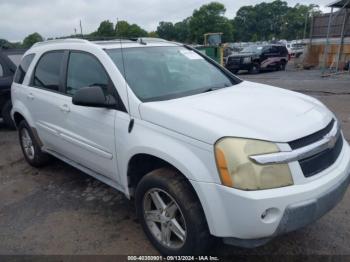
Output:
top-left (21, 128), bottom-right (35, 160)
top-left (143, 188), bottom-right (187, 249)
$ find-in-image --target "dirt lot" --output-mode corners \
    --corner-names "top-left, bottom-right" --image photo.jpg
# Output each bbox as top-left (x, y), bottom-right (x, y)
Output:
top-left (1, 66), bottom-right (350, 255)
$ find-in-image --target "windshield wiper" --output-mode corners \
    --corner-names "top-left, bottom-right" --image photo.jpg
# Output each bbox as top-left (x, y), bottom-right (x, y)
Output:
top-left (202, 85), bottom-right (229, 93)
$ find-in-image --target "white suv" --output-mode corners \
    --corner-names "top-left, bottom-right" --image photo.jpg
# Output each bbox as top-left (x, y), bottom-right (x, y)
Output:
top-left (11, 38), bottom-right (350, 255)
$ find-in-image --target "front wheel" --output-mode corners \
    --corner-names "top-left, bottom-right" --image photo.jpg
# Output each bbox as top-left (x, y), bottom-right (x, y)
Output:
top-left (249, 63), bottom-right (260, 74)
top-left (135, 168), bottom-right (212, 255)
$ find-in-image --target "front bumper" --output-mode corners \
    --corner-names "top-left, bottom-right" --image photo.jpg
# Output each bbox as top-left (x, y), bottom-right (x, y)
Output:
top-left (226, 63), bottom-right (252, 71)
top-left (224, 168), bottom-right (350, 247)
top-left (191, 140), bottom-right (350, 247)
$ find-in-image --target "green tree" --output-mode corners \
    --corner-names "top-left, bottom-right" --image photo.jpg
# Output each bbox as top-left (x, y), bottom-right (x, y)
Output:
top-left (233, 1), bottom-right (289, 41)
top-left (0, 39), bottom-right (13, 48)
top-left (148, 31), bottom-right (159, 37)
top-left (232, 0), bottom-right (322, 41)
top-left (282, 4), bottom-right (321, 40)
top-left (189, 2), bottom-right (233, 43)
top-left (115, 20), bottom-right (148, 38)
top-left (128, 24), bottom-right (148, 37)
top-left (157, 22), bottom-right (176, 40)
top-left (115, 20), bottom-right (130, 37)
top-left (96, 20), bottom-right (115, 37)
top-left (22, 33), bottom-right (43, 48)
top-left (174, 18), bottom-right (191, 43)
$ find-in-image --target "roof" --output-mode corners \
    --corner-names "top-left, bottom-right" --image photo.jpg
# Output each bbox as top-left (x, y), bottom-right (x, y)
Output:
top-left (31, 37), bottom-right (177, 50)
top-left (328, 0), bottom-right (350, 8)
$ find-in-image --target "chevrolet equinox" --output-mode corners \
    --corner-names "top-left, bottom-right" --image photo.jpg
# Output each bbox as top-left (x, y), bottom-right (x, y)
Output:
top-left (11, 38), bottom-right (350, 255)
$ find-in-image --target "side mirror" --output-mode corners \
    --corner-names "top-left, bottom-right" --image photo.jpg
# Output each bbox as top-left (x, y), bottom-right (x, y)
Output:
top-left (72, 86), bottom-right (116, 108)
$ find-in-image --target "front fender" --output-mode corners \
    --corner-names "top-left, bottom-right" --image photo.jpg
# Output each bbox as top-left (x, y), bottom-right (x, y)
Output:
top-left (117, 119), bottom-right (223, 236)
top-left (134, 122), bottom-right (217, 181)
top-left (117, 118), bottom-right (220, 195)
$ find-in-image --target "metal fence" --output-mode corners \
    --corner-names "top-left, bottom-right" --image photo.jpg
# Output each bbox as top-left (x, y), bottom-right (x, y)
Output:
top-left (311, 10), bottom-right (350, 38)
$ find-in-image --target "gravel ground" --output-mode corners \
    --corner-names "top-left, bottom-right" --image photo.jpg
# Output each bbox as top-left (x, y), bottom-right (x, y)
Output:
top-left (0, 65), bottom-right (350, 256)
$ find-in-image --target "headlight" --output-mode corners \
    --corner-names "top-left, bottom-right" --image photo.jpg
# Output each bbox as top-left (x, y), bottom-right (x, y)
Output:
top-left (215, 138), bottom-right (293, 190)
top-left (243, 57), bottom-right (252, 64)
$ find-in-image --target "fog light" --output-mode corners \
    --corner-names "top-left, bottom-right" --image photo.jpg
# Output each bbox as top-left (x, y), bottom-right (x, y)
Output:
top-left (261, 208), bottom-right (280, 223)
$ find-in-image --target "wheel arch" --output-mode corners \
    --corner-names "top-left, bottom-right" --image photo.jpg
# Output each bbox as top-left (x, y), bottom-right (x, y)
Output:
top-left (13, 111), bottom-right (25, 127)
top-left (127, 152), bottom-right (215, 235)
top-left (127, 153), bottom-right (200, 201)
top-left (11, 101), bottom-right (35, 128)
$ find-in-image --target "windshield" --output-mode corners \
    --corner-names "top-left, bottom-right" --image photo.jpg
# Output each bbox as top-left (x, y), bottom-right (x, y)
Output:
top-left (291, 44), bottom-right (304, 50)
top-left (240, 45), bottom-right (262, 54)
top-left (106, 46), bottom-right (240, 102)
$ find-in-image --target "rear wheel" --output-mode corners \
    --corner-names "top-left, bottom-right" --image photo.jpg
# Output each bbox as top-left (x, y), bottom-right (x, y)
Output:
top-left (18, 120), bottom-right (50, 167)
top-left (135, 168), bottom-right (212, 255)
top-left (1, 100), bottom-right (15, 129)
top-left (280, 60), bottom-right (287, 71)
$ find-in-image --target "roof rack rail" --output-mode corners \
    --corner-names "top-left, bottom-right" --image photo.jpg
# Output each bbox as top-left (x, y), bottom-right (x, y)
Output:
top-left (92, 39), bottom-right (138, 45)
top-left (31, 37), bottom-right (169, 48)
top-left (32, 38), bottom-right (90, 47)
top-left (137, 37), bottom-right (168, 42)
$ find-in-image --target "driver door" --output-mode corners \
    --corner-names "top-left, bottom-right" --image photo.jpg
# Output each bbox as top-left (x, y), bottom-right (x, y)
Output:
top-left (58, 51), bottom-right (118, 180)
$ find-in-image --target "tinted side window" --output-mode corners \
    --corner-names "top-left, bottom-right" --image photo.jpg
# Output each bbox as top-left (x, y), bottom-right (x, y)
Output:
top-left (271, 46), bottom-right (279, 53)
top-left (14, 54), bottom-right (35, 84)
top-left (33, 51), bottom-right (64, 91)
top-left (280, 46), bottom-right (288, 55)
top-left (262, 46), bottom-right (270, 54)
top-left (66, 52), bottom-right (109, 96)
top-left (0, 63), bottom-right (3, 77)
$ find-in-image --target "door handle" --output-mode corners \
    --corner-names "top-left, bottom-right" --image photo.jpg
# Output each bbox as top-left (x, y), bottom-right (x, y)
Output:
top-left (60, 104), bottom-right (70, 113)
top-left (27, 93), bottom-right (34, 100)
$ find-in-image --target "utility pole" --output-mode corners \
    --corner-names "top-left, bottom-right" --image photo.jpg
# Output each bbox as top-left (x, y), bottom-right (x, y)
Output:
top-left (303, 12), bottom-right (308, 41)
top-left (79, 20), bottom-right (83, 37)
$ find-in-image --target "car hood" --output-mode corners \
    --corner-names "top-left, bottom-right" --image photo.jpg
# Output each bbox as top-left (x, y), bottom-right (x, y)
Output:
top-left (139, 81), bottom-right (333, 145)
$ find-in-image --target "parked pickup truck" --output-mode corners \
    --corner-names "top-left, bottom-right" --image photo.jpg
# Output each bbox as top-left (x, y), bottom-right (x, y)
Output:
top-left (0, 48), bottom-right (26, 128)
top-left (11, 38), bottom-right (350, 255)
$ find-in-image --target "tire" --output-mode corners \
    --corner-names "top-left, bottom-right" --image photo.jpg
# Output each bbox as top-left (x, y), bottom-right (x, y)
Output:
top-left (18, 120), bottom-right (50, 167)
top-left (280, 60), bottom-right (287, 71)
top-left (135, 168), bottom-right (212, 255)
top-left (1, 100), bottom-right (15, 129)
top-left (249, 63), bottom-right (260, 74)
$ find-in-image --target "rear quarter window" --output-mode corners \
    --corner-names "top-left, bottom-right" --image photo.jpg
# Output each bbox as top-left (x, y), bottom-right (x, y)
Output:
top-left (14, 54), bottom-right (35, 84)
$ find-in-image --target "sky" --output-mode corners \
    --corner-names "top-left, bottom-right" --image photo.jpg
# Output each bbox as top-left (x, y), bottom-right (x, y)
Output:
top-left (0, 0), bottom-right (332, 42)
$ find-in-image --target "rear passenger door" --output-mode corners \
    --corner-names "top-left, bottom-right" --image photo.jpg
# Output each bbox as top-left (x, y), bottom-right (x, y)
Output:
top-left (58, 51), bottom-right (118, 180)
top-left (261, 46), bottom-right (279, 69)
top-left (27, 51), bottom-right (68, 152)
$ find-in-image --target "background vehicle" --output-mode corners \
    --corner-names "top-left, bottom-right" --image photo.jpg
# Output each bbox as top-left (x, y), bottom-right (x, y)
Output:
top-left (287, 42), bottom-right (305, 58)
top-left (225, 44), bottom-right (289, 74)
top-left (11, 39), bottom-right (350, 255)
top-left (0, 48), bottom-right (26, 128)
